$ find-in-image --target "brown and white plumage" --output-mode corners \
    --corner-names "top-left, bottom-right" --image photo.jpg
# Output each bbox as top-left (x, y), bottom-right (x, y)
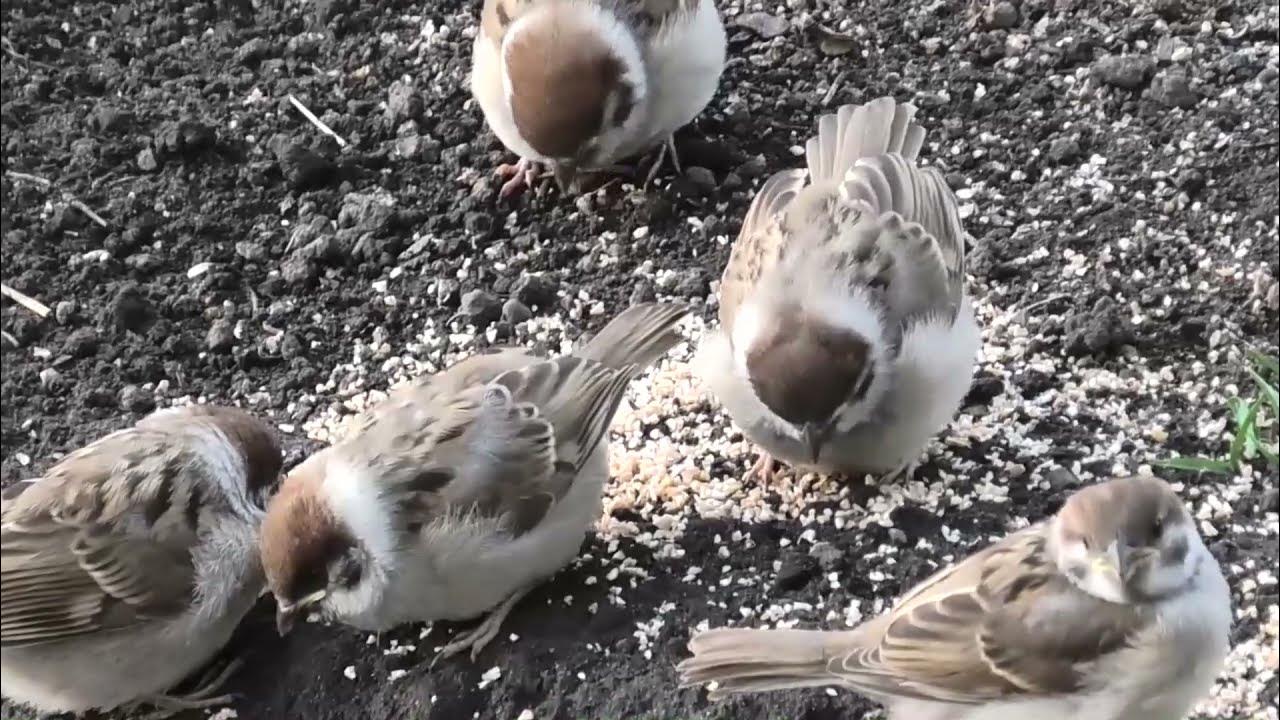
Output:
top-left (1, 405), bottom-right (281, 714)
top-left (680, 476), bottom-right (1232, 720)
top-left (260, 303), bottom-right (689, 658)
top-left (471, 0), bottom-right (726, 193)
top-left (698, 96), bottom-right (979, 477)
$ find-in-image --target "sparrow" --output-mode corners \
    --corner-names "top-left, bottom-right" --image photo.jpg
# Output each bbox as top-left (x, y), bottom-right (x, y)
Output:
top-left (470, 0), bottom-right (727, 196)
top-left (680, 476), bottom-right (1233, 720)
top-left (696, 96), bottom-right (980, 482)
top-left (259, 303), bottom-right (689, 660)
top-left (1, 405), bottom-right (282, 716)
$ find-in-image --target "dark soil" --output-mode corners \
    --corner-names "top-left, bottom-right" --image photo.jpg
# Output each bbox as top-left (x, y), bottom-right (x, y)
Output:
top-left (2, 0), bottom-right (1277, 719)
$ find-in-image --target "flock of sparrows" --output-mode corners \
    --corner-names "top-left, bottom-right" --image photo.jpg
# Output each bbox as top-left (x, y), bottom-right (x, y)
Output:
top-left (0, 1), bottom-right (1234, 719)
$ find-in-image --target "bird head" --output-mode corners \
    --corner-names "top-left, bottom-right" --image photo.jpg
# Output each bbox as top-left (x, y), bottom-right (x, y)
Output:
top-left (259, 454), bottom-right (379, 635)
top-left (500, 0), bottom-right (648, 190)
top-left (1052, 475), bottom-right (1204, 604)
top-left (738, 304), bottom-right (886, 464)
top-left (140, 405), bottom-right (284, 509)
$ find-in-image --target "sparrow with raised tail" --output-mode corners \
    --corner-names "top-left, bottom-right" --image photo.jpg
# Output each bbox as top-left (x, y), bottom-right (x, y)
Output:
top-left (1, 405), bottom-right (282, 716)
top-left (680, 476), bottom-right (1233, 720)
top-left (260, 303), bottom-right (689, 660)
top-left (471, 0), bottom-right (726, 196)
top-left (696, 96), bottom-right (980, 482)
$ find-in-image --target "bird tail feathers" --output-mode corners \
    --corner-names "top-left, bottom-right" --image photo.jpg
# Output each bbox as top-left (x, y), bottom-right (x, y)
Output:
top-left (575, 303), bottom-right (689, 372)
top-left (806, 97), bottom-right (926, 185)
top-left (678, 628), bottom-right (853, 700)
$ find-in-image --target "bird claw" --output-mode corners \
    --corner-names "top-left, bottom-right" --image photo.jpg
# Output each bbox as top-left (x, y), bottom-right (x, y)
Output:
top-left (135, 694), bottom-right (237, 720)
top-left (743, 451), bottom-right (776, 484)
top-left (129, 657), bottom-right (243, 719)
top-left (644, 136), bottom-right (682, 189)
top-left (127, 654), bottom-right (244, 718)
top-left (495, 159), bottom-right (543, 199)
top-left (878, 458), bottom-right (919, 485)
top-left (430, 587), bottom-right (531, 668)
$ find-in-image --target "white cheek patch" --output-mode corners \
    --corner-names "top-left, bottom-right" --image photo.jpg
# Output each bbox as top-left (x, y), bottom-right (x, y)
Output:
top-left (322, 460), bottom-right (395, 570)
top-left (1139, 527), bottom-right (1200, 598)
top-left (579, 3), bottom-right (647, 102)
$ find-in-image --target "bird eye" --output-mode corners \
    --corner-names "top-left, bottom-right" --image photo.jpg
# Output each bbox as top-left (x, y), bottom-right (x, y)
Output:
top-left (1151, 516), bottom-right (1164, 541)
top-left (331, 550), bottom-right (363, 588)
top-left (1081, 536), bottom-right (1092, 551)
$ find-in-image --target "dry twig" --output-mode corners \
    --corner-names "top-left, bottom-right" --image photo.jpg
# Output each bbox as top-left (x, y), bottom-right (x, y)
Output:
top-left (1, 37), bottom-right (55, 71)
top-left (821, 71), bottom-right (847, 107)
top-left (69, 199), bottom-right (109, 228)
top-left (287, 94), bottom-right (350, 148)
top-left (4, 170), bottom-right (53, 187)
top-left (5, 170), bottom-right (111, 228)
top-left (1013, 293), bottom-right (1071, 324)
top-left (1, 283), bottom-right (52, 318)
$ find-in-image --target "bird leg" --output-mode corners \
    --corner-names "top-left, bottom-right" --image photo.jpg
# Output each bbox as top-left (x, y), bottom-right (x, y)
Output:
top-left (432, 586), bottom-right (532, 665)
top-left (878, 456), bottom-right (920, 485)
top-left (182, 656), bottom-right (244, 700)
top-left (644, 135), bottom-right (683, 189)
top-left (131, 656), bottom-right (244, 719)
top-left (495, 158), bottom-right (544, 198)
top-left (744, 450), bottom-right (777, 484)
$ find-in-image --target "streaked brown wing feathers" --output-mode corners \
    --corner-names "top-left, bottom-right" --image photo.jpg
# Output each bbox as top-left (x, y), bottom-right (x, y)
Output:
top-left (1, 429), bottom-right (204, 647)
top-left (719, 169), bottom-right (809, 331)
top-left (828, 527), bottom-right (1146, 704)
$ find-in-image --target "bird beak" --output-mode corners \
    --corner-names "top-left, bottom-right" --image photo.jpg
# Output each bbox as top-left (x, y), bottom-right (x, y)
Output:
top-left (553, 162), bottom-right (577, 193)
top-left (802, 423), bottom-right (826, 464)
top-left (1091, 555), bottom-right (1118, 577)
top-left (276, 604), bottom-right (299, 636)
top-left (275, 590), bottom-right (326, 636)
top-left (1094, 540), bottom-right (1125, 580)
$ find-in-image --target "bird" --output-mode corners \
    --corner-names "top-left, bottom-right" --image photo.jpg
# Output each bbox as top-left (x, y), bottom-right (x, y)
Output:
top-left (0, 405), bottom-right (282, 716)
top-left (679, 475), bottom-right (1233, 720)
top-left (470, 0), bottom-right (726, 197)
top-left (259, 302), bottom-right (689, 660)
top-left (695, 95), bottom-right (980, 483)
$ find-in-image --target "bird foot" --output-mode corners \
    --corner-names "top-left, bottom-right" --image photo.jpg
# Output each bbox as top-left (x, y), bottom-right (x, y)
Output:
top-left (878, 457), bottom-right (920, 485)
top-left (129, 657), bottom-right (243, 719)
top-left (644, 136), bottom-right (683, 189)
top-left (744, 451), bottom-right (777, 483)
top-left (495, 158), bottom-right (544, 199)
top-left (432, 587), bottom-right (531, 666)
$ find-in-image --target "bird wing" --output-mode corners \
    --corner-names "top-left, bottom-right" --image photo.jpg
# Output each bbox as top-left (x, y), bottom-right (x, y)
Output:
top-left (826, 153), bottom-right (967, 329)
top-left (720, 99), bottom-right (966, 344)
top-left (828, 527), bottom-right (1150, 704)
top-left (1, 428), bottom-right (204, 647)
top-left (337, 354), bottom-right (635, 538)
top-left (718, 168), bottom-right (809, 332)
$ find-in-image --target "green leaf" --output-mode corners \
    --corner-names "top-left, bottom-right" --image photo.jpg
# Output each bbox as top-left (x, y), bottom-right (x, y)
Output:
top-left (1229, 400), bottom-right (1260, 469)
top-left (1242, 429), bottom-right (1260, 461)
top-left (1247, 366), bottom-right (1280, 418)
top-left (1155, 456), bottom-right (1235, 474)
top-left (1248, 350), bottom-right (1279, 379)
top-left (1230, 396), bottom-right (1251, 426)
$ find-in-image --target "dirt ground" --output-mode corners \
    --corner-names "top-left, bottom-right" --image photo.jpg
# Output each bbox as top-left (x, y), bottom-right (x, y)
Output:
top-left (2, 0), bottom-right (1277, 719)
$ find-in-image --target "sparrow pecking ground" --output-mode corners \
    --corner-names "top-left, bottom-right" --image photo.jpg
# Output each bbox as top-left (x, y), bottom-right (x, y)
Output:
top-left (1, 0), bottom-right (1276, 718)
